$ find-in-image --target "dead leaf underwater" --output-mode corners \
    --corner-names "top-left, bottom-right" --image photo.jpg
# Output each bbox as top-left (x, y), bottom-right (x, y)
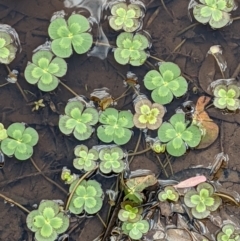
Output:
top-left (193, 96), bottom-right (219, 149)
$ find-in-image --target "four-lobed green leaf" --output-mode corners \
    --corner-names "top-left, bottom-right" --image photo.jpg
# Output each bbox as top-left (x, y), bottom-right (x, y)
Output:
top-left (69, 179), bottom-right (103, 215)
top-left (0, 31), bottom-right (17, 64)
top-left (114, 32), bottom-right (149, 66)
top-left (158, 186), bottom-right (179, 202)
top-left (1, 123), bottom-right (39, 161)
top-left (217, 224), bottom-right (240, 241)
top-left (26, 200), bottom-right (69, 241)
top-left (97, 108), bottom-right (134, 145)
top-left (24, 50), bottom-right (67, 92)
top-left (59, 101), bottom-right (99, 141)
top-left (73, 145), bottom-right (98, 172)
top-left (193, 0), bottom-right (235, 29)
top-left (122, 219), bottom-right (149, 240)
top-left (118, 201), bottom-right (143, 222)
top-left (99, 146), bottom-right (125, 174)
top-left (48, 14), bottom-right (93, 58)
top-left (213, 84), bottom-right (240, 111)
top-left (109, 3), bottom-right (143, 32)
top-left (158, 113), bottom-right (202, 157)
top-left (184, 182), bottom-right (222, 219)
top-left (144, 62), bottom-right (188, 105)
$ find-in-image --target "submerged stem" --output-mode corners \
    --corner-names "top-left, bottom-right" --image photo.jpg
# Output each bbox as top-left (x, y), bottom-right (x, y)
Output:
top-left (0, 193), bottom-right (30, 213)
top-left (30, 158), bottom-right (67, 194)
top-left (59, 80), bottom-right (79, 98)
top-left (156, 155), bottom-right (169, 177)
top-left (129, 131), bottom-right (142, 164)
top-left (149, 55), bottom-right (164, 62)
top-left (175, 22), bottom-right (200, 36)
top-left (65, 168), bottom-right (97, 210)
top-left (5, 65), bottom-right (29, 102)
top-left (97, 213), bottom-right (107, 228)
top-left (0, 82), bottom-right (9, 87)
top-left (114, 86), bottom-right (131, 102)
top-left (128, 147), bottom-right (151, 156)
top-left (161, 0), bottom-right (174, 20)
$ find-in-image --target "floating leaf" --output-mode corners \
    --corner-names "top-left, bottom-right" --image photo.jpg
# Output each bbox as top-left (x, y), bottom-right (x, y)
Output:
top-left (173, 175), bottom-right (207, 189)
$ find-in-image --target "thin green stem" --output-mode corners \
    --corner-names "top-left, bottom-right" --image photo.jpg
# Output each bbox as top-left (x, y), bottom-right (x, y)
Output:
top-left (0, 193), bottom-right (30, 213)
top-left (165, 153), bottom-right (173, 176)
top-left (59, 80), bottom-right (79, 98)
top-left (127, 147), bottom-right (151, 156)
top-left (30, 158), bottom-right (67, 194)
top-left (129, 131), bottom-right (142, 165)
top-left (65, 168), bottom-right (97, 210)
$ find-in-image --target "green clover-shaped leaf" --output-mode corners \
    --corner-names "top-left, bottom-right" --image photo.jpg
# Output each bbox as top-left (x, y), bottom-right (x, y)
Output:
top-left (109, 3), bottom-right (143, 32)
top-left (59, 101), bottom-right (99, 141)
top-left (144, 62), bottom-right (188, 104)
top-left (158, 113), bottom-right (201, 157)
top-left (48, 14), bottom-right (93, 58)
top-left (73, 144), bottom-right (99, 172)
top-left (26, 200), bottom-right (69, 241)
top-left (0, 32), bottom-right (17, 64)
top-left (114, 32), bottom-right (149, 66)
top-left (193, 0), bottom-right (235, 29)
top-left (24, 50), bottom-right (67, 92)
top-left (69, 180), bottom-right (103, 215)
top-left (97, 108), bottom-right (133, 145)
top-left (1, 123), bottom-right (39, 161)
top-left (99, 146), bottom-right (125, 174)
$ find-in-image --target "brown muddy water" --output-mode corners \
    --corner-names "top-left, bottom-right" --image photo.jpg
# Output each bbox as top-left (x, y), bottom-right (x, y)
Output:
top-left (1, 0), bottom-right (240, 240)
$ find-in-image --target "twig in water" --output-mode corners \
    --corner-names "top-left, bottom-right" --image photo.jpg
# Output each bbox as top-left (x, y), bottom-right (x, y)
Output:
top-left (0, 193), bottom-right (30, 213)
top-left (30, 158), bottom-right (67, 194)
top-left (175, 22), bottom-right (200, 36)
top-left (129, 130), bottom-right (142, 164)
top-left (161, 0), bottom-right (174, 20)
top-left (128, 147), bottom-right (151, 157)
top-left (156, 155), bottom-right (169, 177)
top-left (59, 80), bottom-right (79, 98)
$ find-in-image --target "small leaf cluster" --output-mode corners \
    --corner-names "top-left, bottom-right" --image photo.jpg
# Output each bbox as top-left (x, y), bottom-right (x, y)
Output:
top-left (97, 108), bottom-right (134, 145)
top-left (114, 32), bottom-right (149, 66)
top-left (1, 123), bottom-right (39, 161)
top-left (158, 186), bottom-right (179, 202)
top-left (61, 167), bottom-right (78, 184)
top-left (109, 3), bottom-right (144, 32)
top-left (0, 31), bottom-right (17, 64)
top-left (69, 179), bottom-right (104, 215)
top-left (24, 50), bottom-right (67, 92)
top-left (184, 182), bottom-right (222, 219)
top-left (59, 101), bottom-right (98, 141)
top-left (26, 200), bottom-right (69, 241)
top-left (158, 113), bottom-right (202, 157)
top-left (213, 84), bottom-right (240, 111)
top-left (193, 0), bottom-right (236, 29)
top-left (217, 224), bottom-right (240, 241)
top-left (144, 62), bottom-right (188, 105)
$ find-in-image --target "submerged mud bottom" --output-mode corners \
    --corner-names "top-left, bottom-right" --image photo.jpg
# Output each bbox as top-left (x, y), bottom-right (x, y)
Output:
top-left (1, 0), bottom-right (240, 240)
